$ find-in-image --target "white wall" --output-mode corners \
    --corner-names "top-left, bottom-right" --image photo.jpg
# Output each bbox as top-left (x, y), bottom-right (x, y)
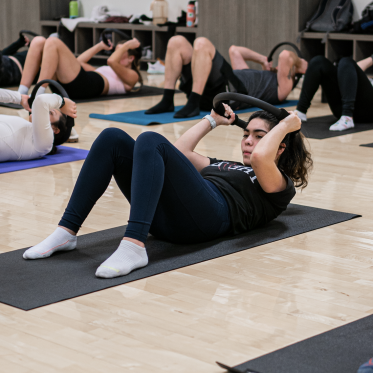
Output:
top-left (352, 0), bottom-right (372, 21)
top-left (79, 0), bottom-right (188, 23)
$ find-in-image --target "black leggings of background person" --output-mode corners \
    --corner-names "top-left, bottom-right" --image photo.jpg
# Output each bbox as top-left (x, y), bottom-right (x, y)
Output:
top-left (297, 56), bottom-right (373, 122)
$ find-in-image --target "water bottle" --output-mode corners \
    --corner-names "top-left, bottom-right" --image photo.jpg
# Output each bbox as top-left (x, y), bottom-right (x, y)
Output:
top-left (69, 1), bottom-right (79, 19)
top-left (187, 1), bottom-right (196, 27)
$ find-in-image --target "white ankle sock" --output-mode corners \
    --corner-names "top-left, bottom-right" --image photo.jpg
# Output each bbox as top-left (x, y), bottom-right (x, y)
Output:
top-left (23, 227), bottom-right (77, 259)
top-left (95, 240), bottom-right (148, 279)
top-left (35, 86), bottom-right (46, 97)
top-left (18, 85), bottom-right (29, 95)
top-left (294, 110), bottom-right (307, 122)
top-left (329, 116), bottom-right (354, 131)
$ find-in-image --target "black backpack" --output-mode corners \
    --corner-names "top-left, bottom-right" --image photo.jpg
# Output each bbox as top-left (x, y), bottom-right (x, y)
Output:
top-left (298, 0), bottom-right (353, 42)
top-left (351, 2), bottom-right (373, 34)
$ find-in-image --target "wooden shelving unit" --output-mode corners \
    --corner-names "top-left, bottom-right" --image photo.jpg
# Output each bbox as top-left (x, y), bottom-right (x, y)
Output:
top-left (298, 0), bottom-right (373, 73)
top-left (39, 0), bottom-right (198, 67)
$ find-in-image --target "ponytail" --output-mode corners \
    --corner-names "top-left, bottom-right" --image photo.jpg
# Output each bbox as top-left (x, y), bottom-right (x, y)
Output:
top-left (248, 110), bottom-right (313, 189)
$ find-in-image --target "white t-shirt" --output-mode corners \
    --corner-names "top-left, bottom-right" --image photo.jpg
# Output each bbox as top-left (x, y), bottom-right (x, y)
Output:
top-left (0, 89), bottom-right (62, 162)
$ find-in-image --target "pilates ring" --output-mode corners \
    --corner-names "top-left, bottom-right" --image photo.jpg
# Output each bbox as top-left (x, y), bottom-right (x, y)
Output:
top-left (100, 28), bottom-right (132, 48)
top-left (28, 80), bottom-right (74, 146)
top-left (213, 92), bottom-right (300, 140)
top-left (267, 41), bottom-right (304, 90)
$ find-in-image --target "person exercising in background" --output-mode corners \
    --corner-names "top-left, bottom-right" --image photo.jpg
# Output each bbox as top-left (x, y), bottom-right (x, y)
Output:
top-left (0, 34), bottom-right (44, 87)
top-left (145, 36), bottom-right (308, 118)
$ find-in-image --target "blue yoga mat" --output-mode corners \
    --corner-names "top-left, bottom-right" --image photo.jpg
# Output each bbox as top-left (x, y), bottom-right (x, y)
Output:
top-left (89, 100), bottom-right (299, 126)
top-left (0, 146), bottom-right (89, 174)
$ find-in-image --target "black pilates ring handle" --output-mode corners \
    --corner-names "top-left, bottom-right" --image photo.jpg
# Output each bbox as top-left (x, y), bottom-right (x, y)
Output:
top-left (212, 92), bottom-right (300, 137)
top-left (267, 41), bottom-right (304, 90)
top-left (100, 28), bottom-right (132, 47)
top-left (19, 30), bottom-right (39, 40)
top-left (28, 79), bottom-right (74, 146)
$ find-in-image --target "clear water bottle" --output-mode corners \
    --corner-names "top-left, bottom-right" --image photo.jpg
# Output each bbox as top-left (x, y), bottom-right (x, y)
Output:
top-left (150, 0), bottom-right (168, 25)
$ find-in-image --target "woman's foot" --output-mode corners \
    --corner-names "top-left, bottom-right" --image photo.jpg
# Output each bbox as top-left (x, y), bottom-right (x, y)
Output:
top-left (294, 109), bottom-right (307, 122)
top-left (95, 239), bottom-right (148, 278)
top-left (23, 227), bottom-right (77, 259)
top-left (329, 116), bottom-right (354, 131)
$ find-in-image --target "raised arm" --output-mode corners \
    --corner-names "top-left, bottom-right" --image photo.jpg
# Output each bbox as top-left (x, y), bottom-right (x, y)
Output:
top-left (250, 112), bottom-right (301, 193)
top-left (229, 45), bottom-right (271, 70)
top-left (77, 41), bottom-right (113, 71)
top-left (357, 56), bottom-right (373, 72)
top-left (174, 105), bottom-right (235, 172)
top-left (107, 39), bottom-right (140, 91)
top-left (31, 94), bottom-right (62, 154)
top-left (2, 36), bottom-right (27, 56)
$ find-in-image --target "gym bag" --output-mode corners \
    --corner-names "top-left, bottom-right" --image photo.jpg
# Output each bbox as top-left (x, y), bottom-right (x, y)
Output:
top-left (298, 0), bottom-right (353, 42)
top-left (351, 2), bottom-right (373, 34)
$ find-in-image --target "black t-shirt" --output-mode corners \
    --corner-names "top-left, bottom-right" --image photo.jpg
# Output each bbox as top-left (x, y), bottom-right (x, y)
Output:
top-left (200, 158), bottom-right (296, 235)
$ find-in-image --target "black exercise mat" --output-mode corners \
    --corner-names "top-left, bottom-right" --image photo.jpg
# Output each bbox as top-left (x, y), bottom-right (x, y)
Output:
top-left (0, 204), bottom-right (360, 311)
top-left (0, 86), bottom-right (173, 110)
top-left (360, 143), bottom-right (373, 147)
top-left (220, 313), bottom-right (373, 373)
top-left (301, 115), bottom-right (373, 139)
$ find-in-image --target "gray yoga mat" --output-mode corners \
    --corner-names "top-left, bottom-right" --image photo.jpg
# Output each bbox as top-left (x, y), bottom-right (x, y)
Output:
top-left (0, 204), bottom-right (360, 311)
top-left (218, 313), bottom-right (373, 373)
top-left (360, 143), bottom-right (373, 147)
top-left (0, 86), bottom-right (173, 110)
top-left (301, 115), bottom-right (373, 139)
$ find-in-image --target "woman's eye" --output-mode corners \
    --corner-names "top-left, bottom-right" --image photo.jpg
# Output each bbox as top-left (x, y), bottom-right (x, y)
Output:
top-left (243, 135), bottom-right (248, 139)
top-left (257, 136), bottom-right (263, 139)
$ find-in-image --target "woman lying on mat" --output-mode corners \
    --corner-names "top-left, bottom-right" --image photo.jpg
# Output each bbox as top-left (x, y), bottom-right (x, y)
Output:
top-left (17, 37), bottom-right (142, 100)
top-left (23, 106), bottom-right (312, 278)
top-left (294, 55), bottom-right (373, 131)
top-left (0, 89), bottom-right (77, 161)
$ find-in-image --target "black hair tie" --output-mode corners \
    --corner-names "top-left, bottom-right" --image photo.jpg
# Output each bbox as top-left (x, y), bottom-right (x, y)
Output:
top-left (29, 79), bottom-right (74, 146)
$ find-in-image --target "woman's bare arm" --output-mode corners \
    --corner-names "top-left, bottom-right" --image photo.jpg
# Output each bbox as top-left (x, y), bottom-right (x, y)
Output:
top-left (174, 106), bottom-right (235, 172)
top-left (357, 56), bottom-right (373, 72)
top-left (250, 112), bottom-right (301, 193)
top-left (107, 39), bottom-right (140, 91)
top-left (77, 41), bottom-right (113, 70)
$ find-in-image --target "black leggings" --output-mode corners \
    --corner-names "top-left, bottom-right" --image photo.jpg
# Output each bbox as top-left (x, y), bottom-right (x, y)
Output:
top-left (297, 56), bottom-right (373, 122)
top-left (59, 129), bottom-right (231, 244)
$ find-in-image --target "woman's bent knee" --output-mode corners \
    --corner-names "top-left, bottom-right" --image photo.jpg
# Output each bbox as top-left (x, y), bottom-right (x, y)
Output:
top-left (168, 35), bottom-right (189, 49)
top-left (30, 36), bottom-right (46, 48)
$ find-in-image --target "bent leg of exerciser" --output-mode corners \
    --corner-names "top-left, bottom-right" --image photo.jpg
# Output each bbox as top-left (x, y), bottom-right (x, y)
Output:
top-left (174, 37), bottom-right (216, 118)
top-left (97, 131), bottom-right (230, 278)
top-left (19, 36), bottom-right (46, 94)
top-left (145, 35), bottom-right (193, 114)
top-left (23, 128), bottom-right (136, 260)
top-left (36, 37), bottom-right (82, 94)
top-left (296, 56), bottom-right (342, 119)
top-left (339, 57), bottom-right (373, 123)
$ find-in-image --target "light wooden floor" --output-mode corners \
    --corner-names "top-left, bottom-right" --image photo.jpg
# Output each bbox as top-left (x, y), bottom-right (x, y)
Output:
top-left (1, 74), bottom-right (373, 372)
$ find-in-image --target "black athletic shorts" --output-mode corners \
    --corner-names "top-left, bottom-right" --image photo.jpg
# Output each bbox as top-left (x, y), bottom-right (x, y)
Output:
top-left (51, 67), bottom-right (105, 100)
top-left (179, 49), bottom-right (227, 111)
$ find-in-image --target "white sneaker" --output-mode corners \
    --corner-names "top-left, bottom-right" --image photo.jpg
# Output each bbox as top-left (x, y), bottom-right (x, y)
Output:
top-left (329, 116), bottom-right (354, 131)
top-left (67, 127), bottom-right (79, 143)
top-left (147, 60), bottom-right (165, 74)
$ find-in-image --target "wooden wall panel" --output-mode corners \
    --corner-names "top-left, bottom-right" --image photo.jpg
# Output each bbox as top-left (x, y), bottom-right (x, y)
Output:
top-left (0, 0), bottom-right (40, 49)
top-left (199, 0), bottom-right (246, 60)
top-left (199, 0), bottom-right (299, 68)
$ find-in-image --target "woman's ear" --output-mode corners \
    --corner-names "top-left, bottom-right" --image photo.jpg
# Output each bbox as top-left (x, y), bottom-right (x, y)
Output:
top-left (51, 125), bottom-right (60, 135)
top-left (277, 143), bottom-right (286, 158)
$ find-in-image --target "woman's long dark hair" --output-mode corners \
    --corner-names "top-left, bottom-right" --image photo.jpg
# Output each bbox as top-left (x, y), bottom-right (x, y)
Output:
top-left (128, 46), bottom-right (143, 86)
top-left (248, 110), bottom-right (313, 189)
